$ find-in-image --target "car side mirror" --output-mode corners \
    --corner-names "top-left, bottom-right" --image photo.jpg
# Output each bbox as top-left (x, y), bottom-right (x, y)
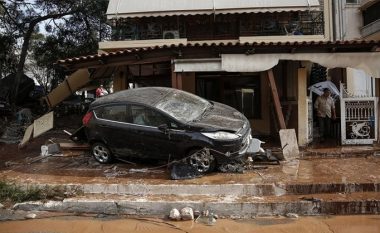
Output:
top-left (158, 124), bottom-right (169, 133)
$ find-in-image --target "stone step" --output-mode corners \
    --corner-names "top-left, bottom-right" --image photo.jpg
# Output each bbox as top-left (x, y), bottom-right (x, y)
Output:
top-left (302, 147), bottom-right (380, 159)
top-left (14, 192), bottom-right (380, 217)
top-left (32, 182), bottom-right (380, 197)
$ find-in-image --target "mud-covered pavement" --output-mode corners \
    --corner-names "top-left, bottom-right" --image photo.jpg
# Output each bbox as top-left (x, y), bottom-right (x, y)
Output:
top-left (1, 149), bottom-right (380, 185)
top-left (1, 124), bottom-right (380, 217)
top-left (1, 119), bottom-right (380, 186)
top-left (0, 215), bottom-right (380, 233)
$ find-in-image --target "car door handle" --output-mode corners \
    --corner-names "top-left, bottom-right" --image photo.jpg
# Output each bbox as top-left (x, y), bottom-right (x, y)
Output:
top-left (99, 124), bottom-right (110, 128)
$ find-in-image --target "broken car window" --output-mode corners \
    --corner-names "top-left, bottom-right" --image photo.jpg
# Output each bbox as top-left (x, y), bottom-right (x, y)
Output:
top-left (155, 90), bottom-right (210, 122)
top-left (94, 105), bottom-right (128, 122)
top-left (130, 105), bottom-right (168, 127)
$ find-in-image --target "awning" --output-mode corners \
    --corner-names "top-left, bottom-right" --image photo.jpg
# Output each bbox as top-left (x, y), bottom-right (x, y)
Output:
top-left (107, 0), bottom-right (321, 19)
top-left (221, 53), bottom-right (380, 78)
top-left (174, 53), bottom-right (380, 78)
top-left (174, 58), bottom-right (223, 72)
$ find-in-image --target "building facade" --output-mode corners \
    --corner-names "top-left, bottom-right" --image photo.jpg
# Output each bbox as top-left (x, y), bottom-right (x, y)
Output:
top-left (50, 0), bottom-right (380, 147)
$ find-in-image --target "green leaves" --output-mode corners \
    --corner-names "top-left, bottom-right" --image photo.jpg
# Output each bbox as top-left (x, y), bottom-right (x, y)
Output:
top-left (0, 0), bottom-right (110, 90)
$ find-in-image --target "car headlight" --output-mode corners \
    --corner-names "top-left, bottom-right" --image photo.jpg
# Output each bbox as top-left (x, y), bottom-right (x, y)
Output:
top-left (201, 131), bottom-right (240, 140)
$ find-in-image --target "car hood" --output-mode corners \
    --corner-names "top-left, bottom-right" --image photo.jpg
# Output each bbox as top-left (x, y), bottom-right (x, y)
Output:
top-left (188, 102), bottom-right (248, 133)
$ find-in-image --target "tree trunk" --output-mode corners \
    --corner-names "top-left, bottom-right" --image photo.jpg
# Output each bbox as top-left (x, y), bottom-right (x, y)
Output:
top-left (11, 11), bottom-right (76, 108)
top-left (12, 24), bottom-right (35, 107)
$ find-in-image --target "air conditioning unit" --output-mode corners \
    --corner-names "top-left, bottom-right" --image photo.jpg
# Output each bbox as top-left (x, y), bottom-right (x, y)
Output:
top-left (163, 30), bottom-right (180, 39)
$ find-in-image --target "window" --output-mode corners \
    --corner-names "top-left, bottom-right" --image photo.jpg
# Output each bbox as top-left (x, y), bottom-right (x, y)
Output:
top-left (130, 105), bottom-right (169, 127)
top-left (363, 2), bottom-right (380, 26)
top-left (346, 0), bottom-right (359, 4)
top-left (155, 90), bottom-right (210, 122)
top-left (94, 105), bottom-right (128, 122)
top-left (197, 74), bottom-right (261, 119)
top-left (224, 88), bottom-right (261, 119)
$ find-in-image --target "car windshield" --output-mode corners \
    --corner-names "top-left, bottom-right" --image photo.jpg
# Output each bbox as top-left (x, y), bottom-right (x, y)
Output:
top-left (155, 90), bottom-right (210, 122)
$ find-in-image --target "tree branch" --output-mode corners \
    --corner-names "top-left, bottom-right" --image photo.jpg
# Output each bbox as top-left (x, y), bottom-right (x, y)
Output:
top-left (0, 1), bottom-right (23, 31)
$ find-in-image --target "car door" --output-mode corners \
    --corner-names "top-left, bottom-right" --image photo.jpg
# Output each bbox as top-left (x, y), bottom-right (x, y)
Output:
top-left (129, 104), bottom-right (186, 159)
top-left (93, 104), bottom-right (141, 156)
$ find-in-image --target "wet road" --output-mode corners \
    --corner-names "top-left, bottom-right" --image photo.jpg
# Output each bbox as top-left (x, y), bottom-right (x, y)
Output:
top-left (0, 215), bottom-right (379, 233)
top-left (1, 154), bottom-right (380, 185)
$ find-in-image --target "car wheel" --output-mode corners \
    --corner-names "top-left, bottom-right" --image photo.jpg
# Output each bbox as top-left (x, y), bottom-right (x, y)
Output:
top-left (92, 143), bottom-right (113, 164)
top-left (188, 149), bottom-right (215, 174)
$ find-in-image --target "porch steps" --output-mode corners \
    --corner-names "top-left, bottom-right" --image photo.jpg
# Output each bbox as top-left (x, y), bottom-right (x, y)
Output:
top-left (4, 156), bottom-right (380, 217)
top-left (54, 182), bottom-right (380, 197)
top-left (14, 192), bottom-right (380, 217)
top-left (301, 146), bottom-right (380, 159)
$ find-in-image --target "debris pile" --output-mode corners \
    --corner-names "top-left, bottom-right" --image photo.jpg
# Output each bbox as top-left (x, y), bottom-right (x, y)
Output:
top-left (0, 108), bottom-right (35, 144)
top-left (195, 210), bottom-right (218, 225)
top-left (103, 165), bottom-right (164, 178)
top-left (0, 122), bottom-right (26, 144)
top-left (169, 207), bottom-right (215, 223)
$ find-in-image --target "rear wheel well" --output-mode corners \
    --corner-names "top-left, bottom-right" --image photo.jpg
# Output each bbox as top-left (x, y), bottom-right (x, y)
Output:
top-left (91, 142), bottom-right (114, 164)
top-left (89, 139), bottom-right (106, 146)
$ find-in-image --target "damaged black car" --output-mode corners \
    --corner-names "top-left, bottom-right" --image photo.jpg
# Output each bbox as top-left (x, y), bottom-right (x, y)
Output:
top-left (80, 87), bottom-right (253, 174)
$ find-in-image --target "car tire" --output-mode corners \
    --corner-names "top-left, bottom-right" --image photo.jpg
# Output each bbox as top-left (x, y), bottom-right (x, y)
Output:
top-left (187, 148), bottom-right (216, 174)
top-left (91, 142), bottom-right (113, 164)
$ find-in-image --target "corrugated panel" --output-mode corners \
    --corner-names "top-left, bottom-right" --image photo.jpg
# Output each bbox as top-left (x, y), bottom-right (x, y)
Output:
top-left (56, 40), bottom-right (380, 66)
top-left (107, 0), bottom-right (320, 19)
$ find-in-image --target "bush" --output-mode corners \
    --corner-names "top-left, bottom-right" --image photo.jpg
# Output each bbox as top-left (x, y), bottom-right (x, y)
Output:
top-left (0, 181), bottom-right (81, 204)
top-left (0, 181), bottom-right (42, 203)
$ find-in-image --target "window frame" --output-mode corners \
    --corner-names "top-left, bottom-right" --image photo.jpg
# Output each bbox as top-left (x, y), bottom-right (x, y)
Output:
top-left (92, 104), bottom-right (129, 123)
top-left (92, 102), bottom-right (181, 129)
top-left (129, 104), bottom-right (175, 128)
top-left (346, 0), bottom-right (360, 5)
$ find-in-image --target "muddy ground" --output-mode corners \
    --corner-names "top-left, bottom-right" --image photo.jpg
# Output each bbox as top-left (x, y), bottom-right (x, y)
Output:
top-left (1, 112), bottom-right (380, 186)
top-left (0, 114), bottom-right (82, 167)
top-left (0, 214), bottom-right (379, 233)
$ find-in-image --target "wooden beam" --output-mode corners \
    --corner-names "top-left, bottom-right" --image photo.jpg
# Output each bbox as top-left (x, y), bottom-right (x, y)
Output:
top-left (46, 69), bottom-right (91, 109)
top-left (267, 69), bottom-right (286, 129)
top-left (171, 64), bottom-right (184, 90)
top-left (61, 56), bottom-right (174, 71)
top-left (171, 65), bottom-right (177, 89)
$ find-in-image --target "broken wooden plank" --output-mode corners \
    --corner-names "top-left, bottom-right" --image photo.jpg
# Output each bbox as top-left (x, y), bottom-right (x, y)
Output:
top-left (279, 129), bottom-right (300, 161)
top-left (59, 142), bottom-right (90, 150)
top-left (18, 124), bottom-right (34, 148)
top-left (33, 111), bottom-right (54, 138)
top-left (267, 69), bottom-right (286, 129)
top-left (61, 150), bottom-right (86, 157)
top-left (45, 68), bottom-right (90, 108)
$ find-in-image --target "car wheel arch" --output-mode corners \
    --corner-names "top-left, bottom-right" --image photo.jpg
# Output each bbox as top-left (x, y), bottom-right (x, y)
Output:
top-left (91, 142), bottom-right (114, 164)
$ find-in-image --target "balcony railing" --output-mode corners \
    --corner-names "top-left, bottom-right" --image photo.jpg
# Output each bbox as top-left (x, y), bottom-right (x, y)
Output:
top-left (361, 19), bottom-right (380, 38)
top-left (109, 11), bottom-right (324, 42)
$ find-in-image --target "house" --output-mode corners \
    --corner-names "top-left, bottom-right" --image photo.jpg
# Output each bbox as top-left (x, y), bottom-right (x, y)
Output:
top-left (47, 0), bottom-right (380, 146)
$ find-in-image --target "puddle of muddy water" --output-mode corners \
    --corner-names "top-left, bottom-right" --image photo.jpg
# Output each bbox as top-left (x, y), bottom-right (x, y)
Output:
top-left (240, 217), bottom-right (296, 226)
top-left (0, 215), bottom-right (380, 233)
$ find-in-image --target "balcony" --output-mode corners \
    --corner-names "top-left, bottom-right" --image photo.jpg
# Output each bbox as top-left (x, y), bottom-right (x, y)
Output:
top-left (100, 12), bottom-right (325, 51)
top-left (361, 1), bottom-right (380, 39)
top-left (361, 19), bottom-right (380, 39)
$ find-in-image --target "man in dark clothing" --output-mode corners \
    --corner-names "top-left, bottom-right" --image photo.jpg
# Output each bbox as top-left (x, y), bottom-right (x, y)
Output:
top-left (314, 88), bottom-right (336, 141)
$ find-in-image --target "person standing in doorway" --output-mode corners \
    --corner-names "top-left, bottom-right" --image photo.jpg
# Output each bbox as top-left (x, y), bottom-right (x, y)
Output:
top-left (314, 88), bottom-right (336, 142)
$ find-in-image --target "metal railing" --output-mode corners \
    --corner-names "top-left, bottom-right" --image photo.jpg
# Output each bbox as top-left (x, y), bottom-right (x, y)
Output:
top-left (340, 83), bottom-right (378, 145)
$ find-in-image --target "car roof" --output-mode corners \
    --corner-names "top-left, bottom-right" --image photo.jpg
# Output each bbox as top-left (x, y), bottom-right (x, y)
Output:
top-left (90, 87), bottom-right (174, 108)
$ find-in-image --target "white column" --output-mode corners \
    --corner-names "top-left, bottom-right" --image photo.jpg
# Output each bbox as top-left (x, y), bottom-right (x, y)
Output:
top-left (298, 68), bottom-right (308, 146)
